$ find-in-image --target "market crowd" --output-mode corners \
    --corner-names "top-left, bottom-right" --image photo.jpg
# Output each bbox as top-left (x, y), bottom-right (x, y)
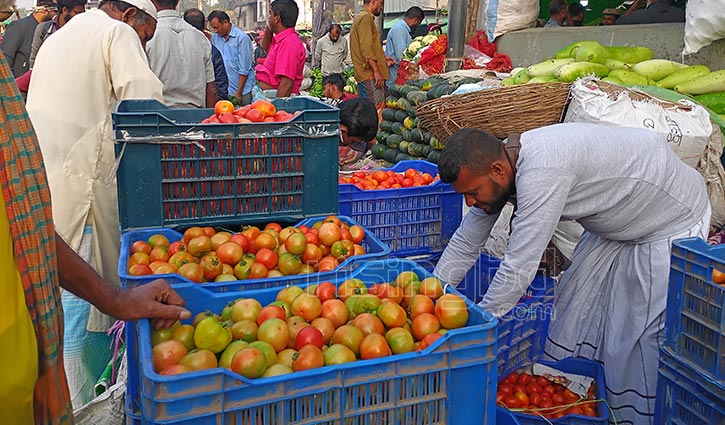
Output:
top-left (0, 0), bottom-right (716, 423)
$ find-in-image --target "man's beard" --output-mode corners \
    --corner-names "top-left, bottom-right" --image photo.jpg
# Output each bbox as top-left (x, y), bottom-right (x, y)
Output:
top-left (475, 179), bottom-right (514, 215)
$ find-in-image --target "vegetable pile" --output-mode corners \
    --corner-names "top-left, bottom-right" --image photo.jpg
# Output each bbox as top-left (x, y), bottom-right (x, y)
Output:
top-left (498, 371), bottom-right (602, 420)
top-left (372, 77), bottom-right (483, 165)
top-left (200, 100), bottom-right (296, 124)
top-left (126, 216), bottom-right (369, 281)
top-left (150, 271), bottom-right (470, 378)
top-left (338, 168), bottom-right (438, 190)
top-left (505, 40), bottom-right (725, 117)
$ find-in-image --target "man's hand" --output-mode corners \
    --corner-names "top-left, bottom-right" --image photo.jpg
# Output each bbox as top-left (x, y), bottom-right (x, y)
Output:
top-left (385, 56), bottom-right (395, 67)
top-left (113, 279), bottom-right (191, 330)
top-left (373, 70), bottom-right (385, 89)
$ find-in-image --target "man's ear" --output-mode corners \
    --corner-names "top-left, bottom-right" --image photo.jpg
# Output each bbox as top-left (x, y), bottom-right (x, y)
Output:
top-left (490, 160), bottom-right (507, 179)
top-left (121, 7), bottom-right (138, 23)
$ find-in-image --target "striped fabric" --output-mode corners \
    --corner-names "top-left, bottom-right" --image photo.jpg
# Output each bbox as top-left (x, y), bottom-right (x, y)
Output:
top-left (0, 52), bottom-right (73, 423)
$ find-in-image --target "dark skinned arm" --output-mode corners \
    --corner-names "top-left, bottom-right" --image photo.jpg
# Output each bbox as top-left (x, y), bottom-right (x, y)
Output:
top-left (55, 232), bottom-right (190, 329)
top-left (261, 26), bottom-right (273, 52)
top-left (205, 81), bottom-right (217, 108)
top-left (276, 76), bottom-right (294, 97)
top-left (367, 58), bottom-right (384, 89)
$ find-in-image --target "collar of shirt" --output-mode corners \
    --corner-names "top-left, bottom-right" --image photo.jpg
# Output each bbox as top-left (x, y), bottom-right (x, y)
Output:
top-left (273, 27), bottom-right (298, 45)
top-left (156, 9), bottom-right (182, 19)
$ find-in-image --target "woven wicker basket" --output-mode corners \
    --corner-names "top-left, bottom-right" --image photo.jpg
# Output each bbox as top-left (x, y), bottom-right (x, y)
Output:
top-left (416, 82), bottom-right (572, 141)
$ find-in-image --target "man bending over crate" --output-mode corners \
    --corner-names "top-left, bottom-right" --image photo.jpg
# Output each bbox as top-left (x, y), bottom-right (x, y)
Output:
top-left (434, 123), bottom-right (711, 424)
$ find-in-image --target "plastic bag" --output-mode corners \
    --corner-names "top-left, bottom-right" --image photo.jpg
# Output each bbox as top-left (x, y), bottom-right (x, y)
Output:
top-left (683, 0), bottom-right (725, 55)
top-left (394, 60), bottom-right (419, 85)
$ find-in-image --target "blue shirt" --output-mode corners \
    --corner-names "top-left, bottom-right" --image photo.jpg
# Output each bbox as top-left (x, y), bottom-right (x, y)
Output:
top-left (385, 19), bottom-right (411, 87)
top-left (211, 25), bottom-right (255, 95)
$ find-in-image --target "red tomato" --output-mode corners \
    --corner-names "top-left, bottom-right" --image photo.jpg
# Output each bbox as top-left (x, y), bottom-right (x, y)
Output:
top-left (536, 376), bottom-right (550, 387)
top-left (503, 396), bottom-right (521, 409)
top-left (317, 256), bottom-right (338, 272)
top-left (498, 383), bottom-right (514, 394)
top-left (292, 344), bottom-right (325, 372)
top-left (543, 384), bottom-right (556, 395)
top-left (416, 333), bottom-right (443, 351)
top-left (177, 263), bottom-right (203, 283)
top-left (318, 222), bottom-right (342, 246)
top-left (563, 389), bottom-right (580, 403)
top-left (504, 373), bottom-right (519, 385)
top-left (513, 385), bottom-right (527, 394)
top-left (408, 294), bottom-right (435, 319)
top-left (411, 313), bottom-right (441, 340)
top-left (200, 254), bottom-right (223, 280)
top-left (526, 383), bottom-right (543, 393)
top-left (265, 222), bottom-right (282, 232)
top-left (257, 305), bottom-right (287, 325)
top-left (248, 261), bottom-right (268, 279)
top-left (372, 171), bottom-right (388, 182)
top-left (310, 317), bottom-right (335, 344)
top-left (131, 240), bottom-right (152, 254)
top-left (152, 340), bottom-right (188, 373)
top-left (294, 326), bottom-right (324, 350)
top-left (216, 241), bottom-right (244, 265)
top-left (529, 392), bottom-right (543, 407)
top-left (167, 240), bottom-right (186, 256)
top-left (128, 263), bottom-right (153, 276)
top-left (434, 294), bottom-right (469, 329)
top-left (359, 333), bottom-right (392, 360)
top-left (552, 393), bottom-right (566, 405)
top-left (517, 372), bottom-right (533, 386)
top-left (321, 299), bottom-right (349, 328)
top-left (231, 347), bottom-right (267, 378)
top-left (255, 248), bottom-right (278, 270)
top-left (404, 168), bottom-right (418, 179)
top-left (314, 282), bottom-right (337, 303)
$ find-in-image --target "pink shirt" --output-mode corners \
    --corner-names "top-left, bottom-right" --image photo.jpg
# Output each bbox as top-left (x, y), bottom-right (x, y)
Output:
top-left (255, 28), bottom-right (306, 94)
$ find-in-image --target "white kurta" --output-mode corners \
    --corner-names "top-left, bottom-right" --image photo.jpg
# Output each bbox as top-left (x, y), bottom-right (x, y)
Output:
top-left (435, 123), bottom-right (711, 424)
top-left (26, 9), bottom-right (163, 289)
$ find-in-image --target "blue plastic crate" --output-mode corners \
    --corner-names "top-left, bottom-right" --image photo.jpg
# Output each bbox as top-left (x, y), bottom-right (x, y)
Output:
top-left (128, 259), bottom-right (498, 424)
top-left (655, 347), bottom-right (725, 425)
top-left (665, 238), bottom-right (725, 384)
top-left (118, 216), bottom-right (391, 291)
top-left (497, 408), bottom-right (522, 425)
top-left (501, 358), bottom-right (609, 425)
top-left (338, 160), bottom-right (462, 257)
top-left (113, 98), bottom-right (339, 231)
top-left (455, 253), bottom-right (555, 378)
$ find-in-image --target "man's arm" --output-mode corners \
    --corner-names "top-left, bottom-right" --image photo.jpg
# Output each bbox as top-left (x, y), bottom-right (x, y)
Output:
top-left (261, 26), bottom-right (273, 52)
top-left (205, 81), bottom-right (217, 108)
top-left (434, 207), bottom-right (499, 287)
top-left (107, 24), bottom-right (164, 101)
top-left (236, 36), bottom-right (253, 98)
top-left (277, 75), bottom-right (294, 97)
top-left (56, 232), bottom-right (190, 329)
top-left (367, 58), bottom-right (384, 88)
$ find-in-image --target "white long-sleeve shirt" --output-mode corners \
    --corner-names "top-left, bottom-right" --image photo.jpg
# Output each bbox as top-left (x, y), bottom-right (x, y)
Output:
top-left (435, 123), bottom-right (709, 317)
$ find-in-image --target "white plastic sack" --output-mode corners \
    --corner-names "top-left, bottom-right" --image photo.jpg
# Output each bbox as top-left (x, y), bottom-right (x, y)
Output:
top-left (565, 80), bottom-right (712, 168)
top-left (683, 0), bottom-right (725, 55)
top-left (478, 0), bottom-right (539, 41)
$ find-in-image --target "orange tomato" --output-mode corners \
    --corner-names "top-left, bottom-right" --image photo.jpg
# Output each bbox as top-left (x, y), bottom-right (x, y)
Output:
top-left (251, 99), bottom-right (277, 117)
top-left (713, 269), bottom-right (725, 285)
top-left (214, 100), bottom-right (234, 114)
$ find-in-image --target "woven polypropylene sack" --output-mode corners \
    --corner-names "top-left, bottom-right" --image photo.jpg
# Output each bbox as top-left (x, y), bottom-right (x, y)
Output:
top-left (696, 125), bottom-right (725, 232)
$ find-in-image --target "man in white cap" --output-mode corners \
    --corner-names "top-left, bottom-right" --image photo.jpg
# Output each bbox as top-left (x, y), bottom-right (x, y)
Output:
top-left (25, 0), bottom-right (163, 409)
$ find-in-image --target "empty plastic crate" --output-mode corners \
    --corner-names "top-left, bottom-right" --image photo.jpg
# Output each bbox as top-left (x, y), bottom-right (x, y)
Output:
top-left (455, 253), bottom-right (556, 378)
top-left (113, 98), bottom-right (339, 230)
top-left (665, 238), bottom-right (725, 384)
top-left (655, 347), bottom-right (725, 425)
top-left (118, 216), bottom-right (391, 291)
top-left (501, 358), bottom-right (609, 425)
top-left (338, 160), bottom-right (462, 257)
top-left (127, 259), bottom-right (498, 424)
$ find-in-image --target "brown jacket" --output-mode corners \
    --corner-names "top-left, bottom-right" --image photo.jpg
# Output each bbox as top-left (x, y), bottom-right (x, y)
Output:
top-left (349, 9), bottom-right (389, 82)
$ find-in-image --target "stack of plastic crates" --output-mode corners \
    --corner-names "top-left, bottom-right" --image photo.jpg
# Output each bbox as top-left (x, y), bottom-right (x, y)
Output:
top-left (657, 238), bottom-right (725, 424)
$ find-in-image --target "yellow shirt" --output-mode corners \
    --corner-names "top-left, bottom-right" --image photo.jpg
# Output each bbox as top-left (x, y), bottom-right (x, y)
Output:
top-left (349, 9), bottom-right (390, 83)
top-left (0, 184), bottom-right (38, 424)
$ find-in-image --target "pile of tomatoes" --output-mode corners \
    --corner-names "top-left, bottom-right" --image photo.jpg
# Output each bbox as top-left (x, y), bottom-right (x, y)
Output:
top-left (151, 272), bottom-right (470, 379)
top-left (126, 216), bottom-right (368, 282)
top-left (497, 372), bottom-right (600, 419)
top-left (200, 99), bottom-right (297, 124)
top-left (339, 168), bottom-right (438, 191)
